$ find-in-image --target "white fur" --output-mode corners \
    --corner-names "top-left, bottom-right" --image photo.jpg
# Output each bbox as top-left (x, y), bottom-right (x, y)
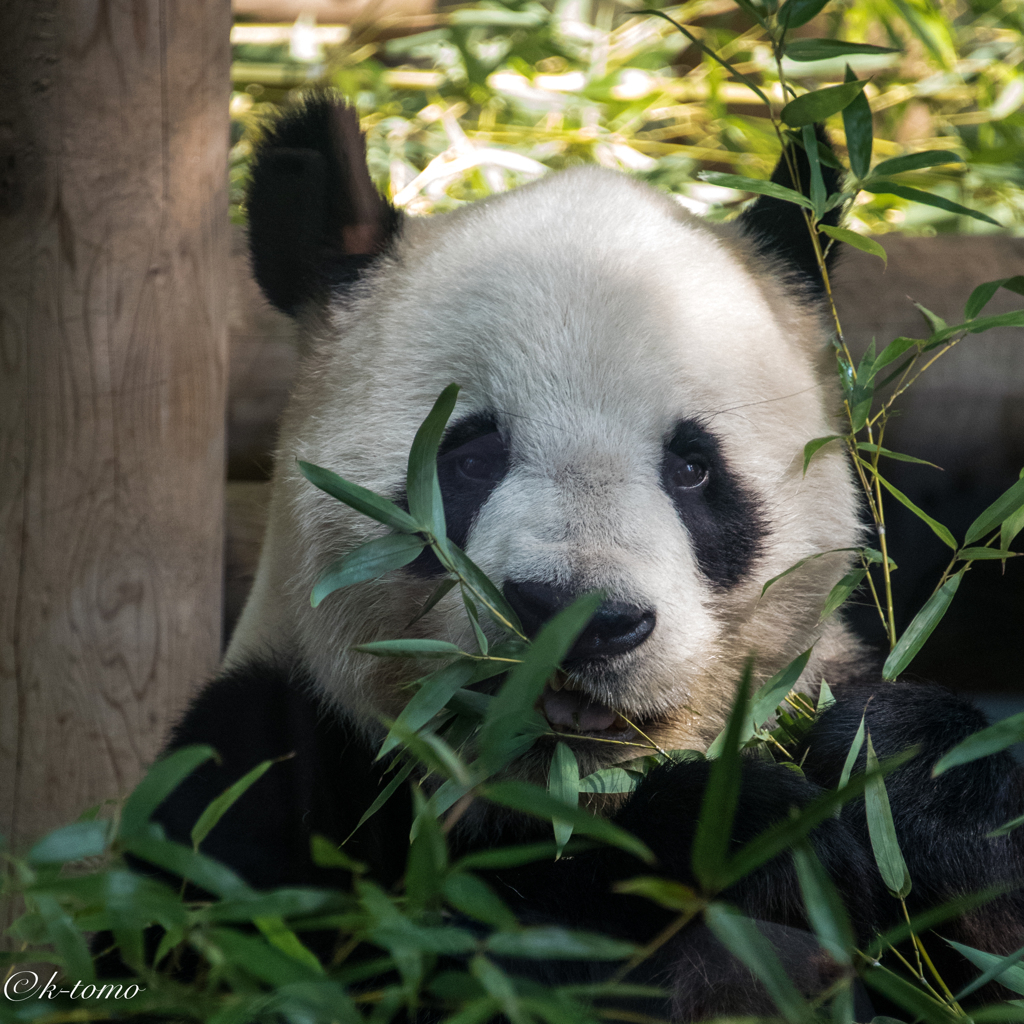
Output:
top-left (229, 166), bottom-right (862, 764)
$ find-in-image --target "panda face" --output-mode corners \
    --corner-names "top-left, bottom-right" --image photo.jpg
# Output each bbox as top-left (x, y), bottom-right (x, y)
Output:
top-left (232, 163), bottom-right (862, 774)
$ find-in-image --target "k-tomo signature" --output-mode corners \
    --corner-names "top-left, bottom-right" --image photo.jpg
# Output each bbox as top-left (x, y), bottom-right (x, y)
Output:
top-left (3, 971), bottom-right (145, 1001)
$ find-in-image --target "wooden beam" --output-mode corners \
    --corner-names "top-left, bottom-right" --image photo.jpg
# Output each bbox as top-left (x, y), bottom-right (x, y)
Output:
top-left (0, 0), bottom-right (230, 852)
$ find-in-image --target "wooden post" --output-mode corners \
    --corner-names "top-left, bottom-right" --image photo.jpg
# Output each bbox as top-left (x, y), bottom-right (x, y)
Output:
top-left (0, 0), bottom-right (230, 852)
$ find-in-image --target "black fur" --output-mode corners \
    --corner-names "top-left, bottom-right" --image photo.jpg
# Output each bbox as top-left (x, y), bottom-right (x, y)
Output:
top-left (661, 419), bottom-right (768, 588)
top-left (736, 128), bottom-right (844, 298)
top-left (148, 660), bottom-right (1024, 1013)
top-left (247, 96), bottom-right (402, 315)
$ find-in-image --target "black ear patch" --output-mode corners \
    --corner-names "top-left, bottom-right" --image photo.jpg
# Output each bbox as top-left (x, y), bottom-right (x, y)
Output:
top-left (736, 127), bottom-right (843, 298)
top-left (247, 95), bottom-right (402, 316)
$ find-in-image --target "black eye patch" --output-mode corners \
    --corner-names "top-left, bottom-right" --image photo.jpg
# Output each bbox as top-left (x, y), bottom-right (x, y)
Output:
top-left (660, 420), bottom-right (767, 588)
top-left (401, 413), bottom-right (510, 578)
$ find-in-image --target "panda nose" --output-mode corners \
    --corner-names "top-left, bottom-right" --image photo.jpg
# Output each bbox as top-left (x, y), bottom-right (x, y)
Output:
top-left (502, 581), bottom-right (655, 662)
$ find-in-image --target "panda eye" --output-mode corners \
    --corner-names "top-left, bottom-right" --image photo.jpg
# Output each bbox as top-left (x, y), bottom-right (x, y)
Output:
top-left (447, 432), bottom-right (509, 484)
top-left (665, 452), bottom-right (709, 492)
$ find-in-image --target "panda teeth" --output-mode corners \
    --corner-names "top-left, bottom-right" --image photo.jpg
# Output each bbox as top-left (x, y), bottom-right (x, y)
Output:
top-left (549, 671), bottom-right (582, 693)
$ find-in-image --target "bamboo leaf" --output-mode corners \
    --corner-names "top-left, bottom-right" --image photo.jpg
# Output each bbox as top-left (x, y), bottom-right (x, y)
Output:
top-left (704, 904), bottom-right (816, 1024)
top-left (861, 180), bottom-right (1001, 226)
top-left (481, 781), bottom-right (654, 862)
top-left (477, 592), bottom-right (603, 774)
top-left (857, 443), bottom-right (940, 468)
top-left (760, 548), bottom-right (860, 597)
top-left (965, 276), bottom-right (1024, 320)
top-left (865, 464), bottom-right (957, 549)
top-left (965, 477), bottom-right (1024, 546)
top-left (862, 962), bottom-right (959, 1024)
top-left (871, 150), bottom-right (963, 177)
top-left (343, 759), bottom-right (416, 842)
top-left (842, 64), bottom-right (874, 180)
top-left (578, 767), bottom-right (642, 794)
top-left (803, 124), bottom-right (826, 217)
top-left (354, 639), bottom-right (467, 658)
top-left (933, 710), bottom-right (1024, 777)
top-left (818, 568), bottom-right (868, 623)
top-left (192, 759), bottom-right (276, 850)
top-left (749, 648), bottom-right (814, 734)
top-left (786, 39), bottom-right (899, 61)
top-left (959, 547), bottom-right (1020, 560)
top-left (28, 820), bottom-right (111, 865)
top-left (781, 80), bottom-right (868, 127)
top-left (864, 734), bottom-right (912, 898)
top-left (949, 939), bottom-right (1024, 1000)
top-left (803, 435), bottom-right (844, 475)
top-left (486, 927), bottom-right (636, 960)
top-left (820, 225), bottom-right (885, 263)
top-left (697, 171), bottom-right (814, 209)
top-left (792, 843), bottom-right (854, 964)
top-left (837, 713), bottom-right (866, 791)
top-left (872, 336), bottom-right (920, 373)
top-left (778, 0), bottom-right (832, 30)
top-left (297, 460), bottom-right (419, 533)
top-left (444, 873), bottom-right (518, 930)
top-left (882, 572), bottom-right (962, 680)
top-left (693, 662), bottom-right (752, 889)
top-left (119, 745), bottom-right (216, 838)
top-left (311, 534), bottom-right (427, 607)
top-left (407, 577), bottom-right (459, 627)
top-left (447, 542), bottom-right (524, 635)
top-left (549, 742), bottom-right (580, 857)
top-left (407, 383), bottom-right (460, 535)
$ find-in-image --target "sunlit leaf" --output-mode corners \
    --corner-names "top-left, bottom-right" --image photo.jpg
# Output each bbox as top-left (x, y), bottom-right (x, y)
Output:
top-left (697, 171), bottom-right (814, 209)
top-left (786, 39), bottom-right (899, 61)
top-left (781, 80), bottom-right (867, 127)
top-left (862, 180), bottom-right (1000, 226)
top-left (820, 225), bottom-right (885, 263)
top-left (862, 961), bottom-right (959, 1024)
top-left (778, 0), bottom-right (832, 30)
top-left (857, 443), bottom-right (939, 468)
top-left (871, 150), bottom-right (963, 177)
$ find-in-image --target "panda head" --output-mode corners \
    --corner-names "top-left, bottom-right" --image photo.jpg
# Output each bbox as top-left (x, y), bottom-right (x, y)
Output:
top-left (230, 96), bottom-right (863, 774)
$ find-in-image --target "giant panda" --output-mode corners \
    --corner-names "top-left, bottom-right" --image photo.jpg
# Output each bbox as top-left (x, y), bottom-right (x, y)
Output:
top-left (153, 96), bottom-right (1024, 1017)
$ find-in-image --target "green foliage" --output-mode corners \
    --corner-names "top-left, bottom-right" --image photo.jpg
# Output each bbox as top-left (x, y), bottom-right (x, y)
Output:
top-left (5, 2), bottom-right (1024, 1021)
top-left (228, 0), bottom-right (1024, 231)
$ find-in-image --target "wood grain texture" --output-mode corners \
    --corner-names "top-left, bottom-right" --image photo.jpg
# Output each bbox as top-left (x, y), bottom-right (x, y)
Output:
top-left (0, 0), bottom-right (230, 852)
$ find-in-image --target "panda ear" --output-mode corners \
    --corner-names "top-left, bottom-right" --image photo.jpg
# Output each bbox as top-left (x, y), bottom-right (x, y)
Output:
top-left (735, 127), bottom-right (843, 298)
top-left (247, 95), bottom-right (401, 316)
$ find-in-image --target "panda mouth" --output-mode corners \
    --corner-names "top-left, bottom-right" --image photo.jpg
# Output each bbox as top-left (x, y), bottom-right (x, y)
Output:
top-left (539, 673), bottom-right (636, 738)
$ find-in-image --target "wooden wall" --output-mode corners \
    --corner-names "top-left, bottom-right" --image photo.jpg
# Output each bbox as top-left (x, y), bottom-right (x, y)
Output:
top-left (0, 0), bottom-right (231, 852)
